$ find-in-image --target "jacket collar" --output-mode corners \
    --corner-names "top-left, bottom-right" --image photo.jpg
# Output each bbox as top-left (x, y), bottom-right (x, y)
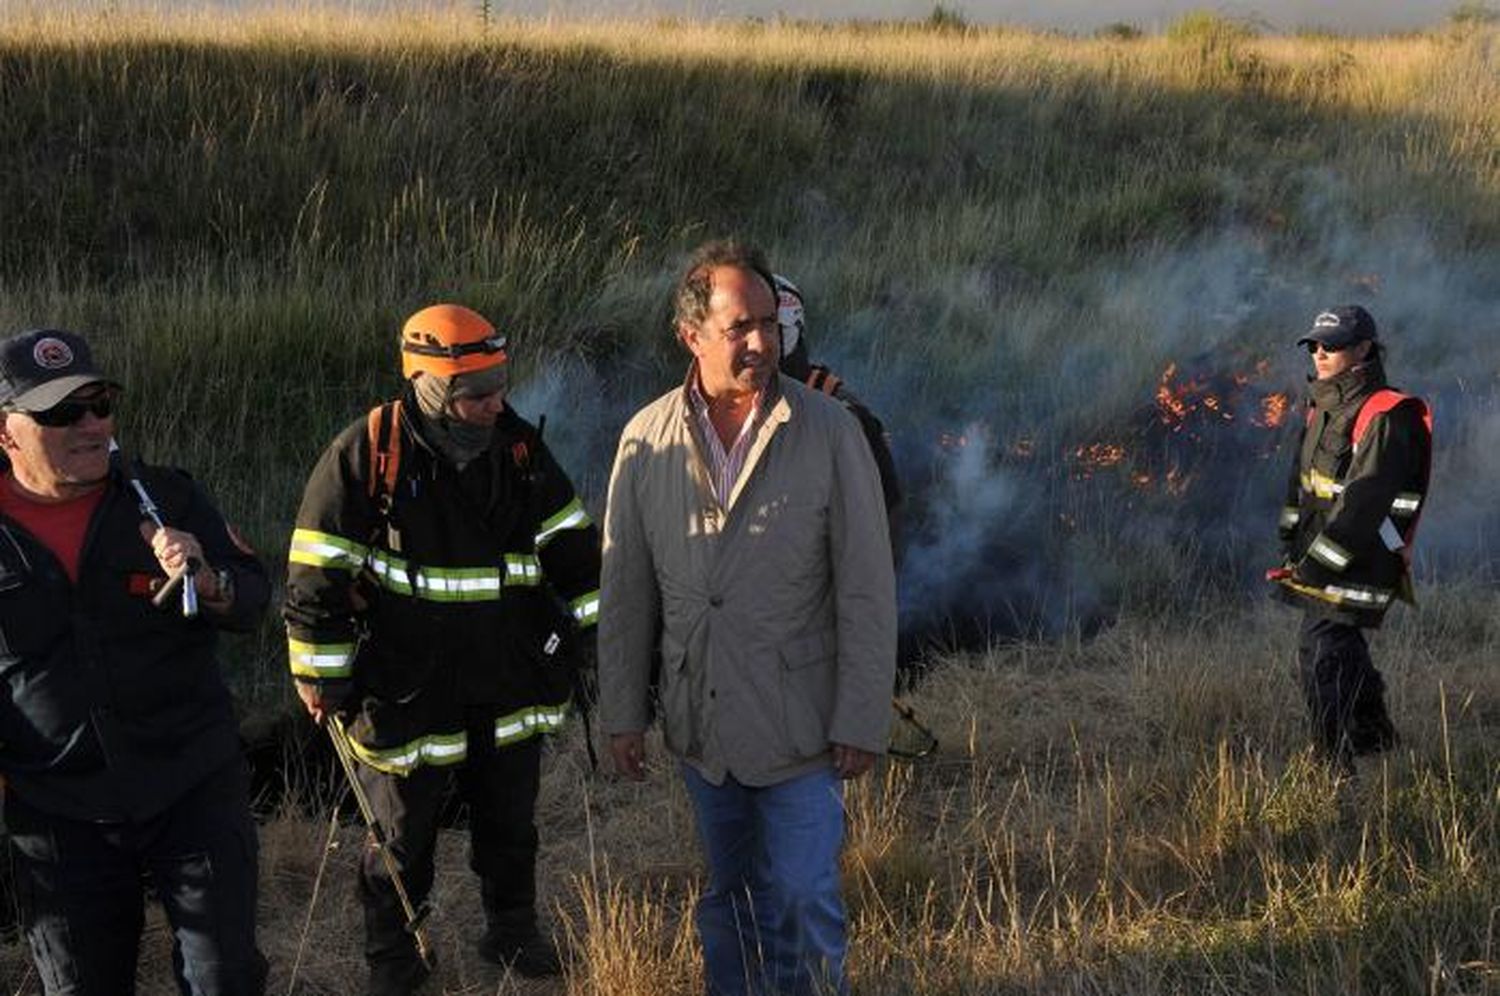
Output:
top-left (1308, 357), bottom-right (1386, 412)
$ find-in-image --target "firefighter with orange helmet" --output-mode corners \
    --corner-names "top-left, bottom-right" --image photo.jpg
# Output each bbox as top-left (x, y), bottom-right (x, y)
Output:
top-left (773, 276), bottom-right (902, 531)
top-left (1269, 305), bottom-right (1432, 774)
top-left (285, 305), bottom-right (600, 991)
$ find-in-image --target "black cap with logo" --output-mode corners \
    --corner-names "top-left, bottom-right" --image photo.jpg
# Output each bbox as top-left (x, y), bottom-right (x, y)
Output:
top-left (1297, 305), bottom-right (1379, 350)
top-left (0, 329), bottom-right (118, 412)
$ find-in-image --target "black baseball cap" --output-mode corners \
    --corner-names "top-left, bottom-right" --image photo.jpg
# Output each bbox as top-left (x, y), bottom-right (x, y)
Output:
top-left (0, 329), bottom-right (119, 412)
top-left (1297, 305), bottom-right (1378, 350)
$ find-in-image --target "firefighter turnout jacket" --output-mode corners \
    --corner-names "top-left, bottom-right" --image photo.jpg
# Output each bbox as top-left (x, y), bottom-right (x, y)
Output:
top-left (284, 387), bottom-right (601, 775)
top-left (1277, 358), bottom-right (1432, 628)
top-left (0, 460), bottom-right (269, 822)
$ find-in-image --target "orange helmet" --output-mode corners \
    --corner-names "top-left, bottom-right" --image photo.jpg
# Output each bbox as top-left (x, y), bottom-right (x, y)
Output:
top-left (400, 304), bottom-right (509, 379)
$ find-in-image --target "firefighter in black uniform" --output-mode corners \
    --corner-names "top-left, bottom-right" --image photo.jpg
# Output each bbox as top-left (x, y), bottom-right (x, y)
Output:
top-left (1269, 305), bottom-right (1432, 773)
top-left (0, 328), bottom-right (269, 995)
top-left (284, 305), bottom-right (601, 992)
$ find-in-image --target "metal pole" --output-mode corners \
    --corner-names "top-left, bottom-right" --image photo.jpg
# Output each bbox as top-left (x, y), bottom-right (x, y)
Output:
top-left (327, 716), bottom-right (435, 969)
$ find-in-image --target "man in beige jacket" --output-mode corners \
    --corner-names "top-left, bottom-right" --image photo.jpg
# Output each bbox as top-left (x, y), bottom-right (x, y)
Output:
top-left (598, 240), bottom-right (897, 996)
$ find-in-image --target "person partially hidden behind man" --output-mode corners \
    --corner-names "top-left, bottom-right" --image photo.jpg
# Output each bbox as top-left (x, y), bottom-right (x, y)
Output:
top-left (0, 327), bottom-right (270, 995)
top-left (598, 241), bottom-right (897, 996)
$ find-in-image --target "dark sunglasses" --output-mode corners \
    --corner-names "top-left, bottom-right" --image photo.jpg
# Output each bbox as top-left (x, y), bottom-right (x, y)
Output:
top-left (25, 396), bottom-right (116, 427)
top-left (1305, 340), bottom-right (1349, 355)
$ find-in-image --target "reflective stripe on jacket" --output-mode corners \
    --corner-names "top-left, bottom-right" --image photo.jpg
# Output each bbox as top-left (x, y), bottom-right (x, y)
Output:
top-left (1277, 360), bottom-right (1432, 628)
top-left (283, 389), bottom-right (600, 774)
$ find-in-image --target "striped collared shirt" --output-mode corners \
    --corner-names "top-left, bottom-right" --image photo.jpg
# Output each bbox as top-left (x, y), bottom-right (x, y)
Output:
top-left (687, 371), bottom-right (776, 508)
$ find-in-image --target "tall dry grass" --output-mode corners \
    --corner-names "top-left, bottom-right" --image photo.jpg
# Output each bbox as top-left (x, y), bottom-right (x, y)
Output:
top-left (28, 595), bottom-right (1476, 995)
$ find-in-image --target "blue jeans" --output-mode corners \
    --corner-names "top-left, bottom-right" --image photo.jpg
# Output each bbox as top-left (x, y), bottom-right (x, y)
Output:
top-left (681, 764), bottom-right (848, 996)
top-left (6, 759), bottom-right (267, 996)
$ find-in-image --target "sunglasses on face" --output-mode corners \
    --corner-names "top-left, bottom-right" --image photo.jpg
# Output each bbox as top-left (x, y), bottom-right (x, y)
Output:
top-left (24, 395), bottom-right (116, 427)
top-left (1306, 341), bottom-right (1349, 355)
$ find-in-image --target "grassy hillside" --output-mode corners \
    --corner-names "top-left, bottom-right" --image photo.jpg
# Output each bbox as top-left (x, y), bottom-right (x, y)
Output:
top-left (2, 13), bottom-right (1497, 684)
top-left (1, 8), bottom-right (1499, 993)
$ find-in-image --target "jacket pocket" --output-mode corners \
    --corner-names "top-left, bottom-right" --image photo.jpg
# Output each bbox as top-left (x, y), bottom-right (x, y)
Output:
top-left (658, 641), bottom-right (698, 757)
top-left (778, 628), bottom-right (836, 759)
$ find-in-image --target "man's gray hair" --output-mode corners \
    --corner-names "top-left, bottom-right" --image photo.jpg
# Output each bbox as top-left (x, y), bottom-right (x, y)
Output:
top-left (672, 240), bottom-right (776, 331)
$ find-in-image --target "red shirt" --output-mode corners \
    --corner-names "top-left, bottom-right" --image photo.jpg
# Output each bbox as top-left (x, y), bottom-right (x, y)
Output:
top-left (0, 475), bottom-right (106, 583)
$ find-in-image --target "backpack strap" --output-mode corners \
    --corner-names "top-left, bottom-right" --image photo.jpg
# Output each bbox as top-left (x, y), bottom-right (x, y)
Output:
top-left (805, 366), bottom-right (843, 396)
top-left (1353, 389), bottom-right (1432, 449)
top-left (366, 399), bottom-right (404, 506)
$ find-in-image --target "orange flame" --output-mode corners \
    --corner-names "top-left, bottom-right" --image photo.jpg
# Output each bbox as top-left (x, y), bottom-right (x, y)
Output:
top-left (1256, 393), bottom-right (1290, 428)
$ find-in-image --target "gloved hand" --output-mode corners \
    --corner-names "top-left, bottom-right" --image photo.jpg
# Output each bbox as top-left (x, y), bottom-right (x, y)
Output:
top-left (295, 679), bottom-right (355, 725)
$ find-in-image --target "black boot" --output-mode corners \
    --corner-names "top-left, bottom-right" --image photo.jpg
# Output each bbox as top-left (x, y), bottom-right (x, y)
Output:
top-left (477, 927), bottom-right (562, 977)
top-left (368, 955), bottom-right (432, 996)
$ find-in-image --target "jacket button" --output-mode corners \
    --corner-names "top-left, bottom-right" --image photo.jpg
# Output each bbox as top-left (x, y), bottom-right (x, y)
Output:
top-left (709, 595), bottom-right (723, 607)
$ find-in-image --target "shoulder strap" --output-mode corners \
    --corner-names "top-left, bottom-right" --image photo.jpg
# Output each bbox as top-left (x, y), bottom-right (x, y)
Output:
top-left (365, 399), bottom-right (404, 504)
top-left (1353, 389), bottom-right (1432, 448)
top-left (805, 366), bottom-right (843, 396)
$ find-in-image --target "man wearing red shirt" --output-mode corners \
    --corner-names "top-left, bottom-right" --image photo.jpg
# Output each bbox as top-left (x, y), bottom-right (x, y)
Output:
top-left (0, 328), bottom-right (269, 996)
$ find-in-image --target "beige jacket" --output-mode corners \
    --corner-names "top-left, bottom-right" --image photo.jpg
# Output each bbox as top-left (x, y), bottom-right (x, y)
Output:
top-left (598, 373), bottom-right (897, 787)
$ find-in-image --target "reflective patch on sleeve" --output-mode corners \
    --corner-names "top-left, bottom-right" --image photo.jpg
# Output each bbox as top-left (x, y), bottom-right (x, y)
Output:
top-left (287, 638), bottom-right (355, 678)
top-left (1390, 493), bottom-right (1422, 516)
top-left (535, 497), bottom-right (592, 549)
top-left (289, 529), bottom-right (368, 571)
top-left (1308, 535), bottom-right (1352, 571)
top-left (570, 589), bottom-right (600, 628)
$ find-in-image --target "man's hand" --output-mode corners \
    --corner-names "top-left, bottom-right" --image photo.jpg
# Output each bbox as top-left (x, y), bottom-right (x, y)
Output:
top-left (832, 743), bottom-right (876, 780)
top-left (140, 523), bottom-right (221, 600)
top-left (610, 732), bottom-right (647, 781)
top-left (295, 679), bottom-right (349, 726)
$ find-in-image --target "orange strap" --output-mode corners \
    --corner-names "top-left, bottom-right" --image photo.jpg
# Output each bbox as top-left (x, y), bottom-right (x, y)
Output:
top-left (806, 367), bottom-right (842, 396)
top-left (365, 400), bottom-right (403, 503)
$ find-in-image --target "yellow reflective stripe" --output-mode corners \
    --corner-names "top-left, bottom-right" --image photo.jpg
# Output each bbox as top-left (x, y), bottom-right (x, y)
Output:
top-left (570, 589), bottom-right (600, 627)
top-left (1279, 507), bottom-right (1300, 529)
top-left (503, 554), bottom-right (542, 587)
top-left (1278, 577), bottom-right (1393, 609)
top-left (494, 703), bottom-right (570, 746)
top-left (1300, 469), bottom-right (1342, 500)
top-left (350, 731), bottom-right (468, 775)
top-left (411, 567), bottom-right (504, 602)
top-left (535, 498), bottom-right (592, 549)
top-left (366, 552), bottom-right (415, 596)
top-left (289, 529), bottom-right (368, 570)
top-left (366, 552), bottom-right (526, 602)
top-left (287, 638), bottom-right (355, 678)
top-left (1391, 493), bottom-right (1422, 515)
top-left (1325, 583), bottom-right (1393, 607)
top-left (1309, 535), bottom-right (1352, 571)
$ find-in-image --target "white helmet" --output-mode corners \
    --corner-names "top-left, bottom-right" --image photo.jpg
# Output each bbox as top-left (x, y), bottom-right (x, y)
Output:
top-left (772, 274), bottom-right (804, 356)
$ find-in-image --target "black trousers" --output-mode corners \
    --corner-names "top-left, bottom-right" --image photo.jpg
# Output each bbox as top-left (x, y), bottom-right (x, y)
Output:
top-left (1297, 613), bottom-right (1397, 762)
top-left (356, 717), bottom-right (542, 993)
top-left (6, 759), bottom-right (267, 996)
